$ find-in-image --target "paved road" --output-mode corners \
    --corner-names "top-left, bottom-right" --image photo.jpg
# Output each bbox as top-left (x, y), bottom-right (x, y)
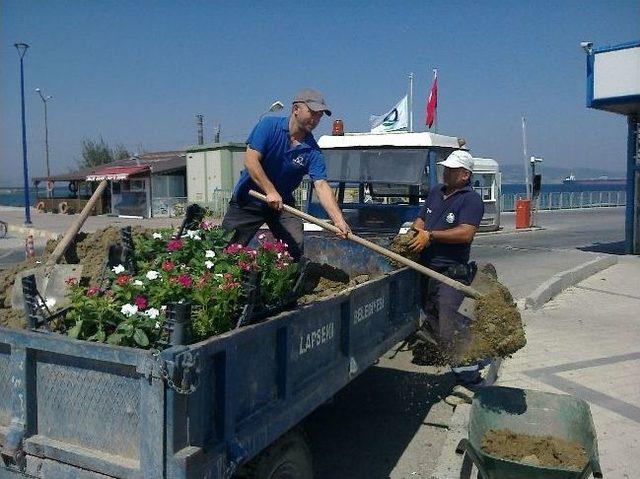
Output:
top-left (0, 233), bottom-right (47, 271)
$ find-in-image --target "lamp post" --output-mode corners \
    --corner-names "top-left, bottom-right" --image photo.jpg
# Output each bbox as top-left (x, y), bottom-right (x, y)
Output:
top-left (258, 101), bottom-right (284, 121)
top-left (15, 43), bottom-right (31, 225)
top-left (35, 87), bottom-right (53, 198)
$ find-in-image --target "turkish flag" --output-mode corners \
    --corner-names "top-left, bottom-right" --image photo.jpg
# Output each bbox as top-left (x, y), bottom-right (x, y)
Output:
top-left (425, 74), bottom-right (438, 128)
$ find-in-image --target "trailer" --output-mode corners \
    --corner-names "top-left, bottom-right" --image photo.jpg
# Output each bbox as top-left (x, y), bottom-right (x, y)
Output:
top-left (0, 234), bottom-right (420, 479)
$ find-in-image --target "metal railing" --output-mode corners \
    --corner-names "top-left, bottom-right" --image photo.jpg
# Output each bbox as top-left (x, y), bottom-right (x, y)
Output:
top-left (501, 190), bottom-right (626, 212)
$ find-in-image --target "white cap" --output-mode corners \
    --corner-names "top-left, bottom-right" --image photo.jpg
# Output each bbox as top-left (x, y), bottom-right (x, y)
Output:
top-left (438, 150), bottom-right (474, 172)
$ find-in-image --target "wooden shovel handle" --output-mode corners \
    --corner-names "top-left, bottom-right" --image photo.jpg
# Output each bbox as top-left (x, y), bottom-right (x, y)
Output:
top-left (248, 190), bottom-right (483, 299)
top-left (44, 179), bottom-right (109, 272)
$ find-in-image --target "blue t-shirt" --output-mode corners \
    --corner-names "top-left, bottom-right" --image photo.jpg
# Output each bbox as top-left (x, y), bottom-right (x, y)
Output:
top-left (232, 116), bottom-right (328, 205)
top-left (418, 184), bottom-right (484, 269)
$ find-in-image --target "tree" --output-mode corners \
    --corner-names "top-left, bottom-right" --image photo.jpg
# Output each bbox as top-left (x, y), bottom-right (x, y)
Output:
top-left (78, 136), bottom-right (131, 168)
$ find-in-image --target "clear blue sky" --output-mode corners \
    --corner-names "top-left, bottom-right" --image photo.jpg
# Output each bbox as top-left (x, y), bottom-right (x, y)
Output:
top-left (1, 0), bottom-right (638, 185)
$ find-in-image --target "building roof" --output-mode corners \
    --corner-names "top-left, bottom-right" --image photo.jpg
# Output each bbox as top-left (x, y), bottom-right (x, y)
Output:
top-left (33, 151), bottom-right (186, 183)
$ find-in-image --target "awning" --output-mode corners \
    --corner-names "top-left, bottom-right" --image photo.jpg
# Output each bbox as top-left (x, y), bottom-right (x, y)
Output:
top-left (86, 165), bottom-right (150, 181)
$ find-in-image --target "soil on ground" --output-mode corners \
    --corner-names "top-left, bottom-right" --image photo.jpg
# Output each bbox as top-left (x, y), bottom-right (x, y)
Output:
top-left (481, 428), bottom-right (588, 470)
top-left (0, 226), bottom-right (151, 330)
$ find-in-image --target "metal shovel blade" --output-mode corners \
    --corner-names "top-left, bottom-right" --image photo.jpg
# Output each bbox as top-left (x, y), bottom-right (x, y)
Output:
top-left (11, 264), bottom-right (83, 311)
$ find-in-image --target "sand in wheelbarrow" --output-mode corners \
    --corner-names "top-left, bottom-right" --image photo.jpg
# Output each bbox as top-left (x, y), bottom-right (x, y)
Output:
top-left (481, 428), bottom-right (588, 470)
top-left (0, 226), bottom-right (152, 330)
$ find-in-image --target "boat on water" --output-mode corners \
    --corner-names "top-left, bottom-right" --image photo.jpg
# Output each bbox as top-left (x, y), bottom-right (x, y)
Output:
top-left (562, 173), bottom-right (626, 186)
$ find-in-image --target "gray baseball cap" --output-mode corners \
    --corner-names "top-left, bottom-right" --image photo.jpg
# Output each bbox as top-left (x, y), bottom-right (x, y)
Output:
top-left (293, 88), bottom-right (332, 116)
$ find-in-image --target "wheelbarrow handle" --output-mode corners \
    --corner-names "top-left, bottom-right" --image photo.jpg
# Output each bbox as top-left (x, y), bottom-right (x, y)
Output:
top-left (579, 456), bottom-right (603, 479)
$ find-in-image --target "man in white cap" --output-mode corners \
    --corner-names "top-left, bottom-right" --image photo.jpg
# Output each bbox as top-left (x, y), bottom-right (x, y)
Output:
top-left (222, 88), bottom-right (351, 260)
top-left (407, 150), bottom-right (486, 388)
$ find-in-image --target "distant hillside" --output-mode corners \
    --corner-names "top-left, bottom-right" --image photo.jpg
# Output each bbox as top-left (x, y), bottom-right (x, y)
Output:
top-left (499, 164), bottom-right (626, 184)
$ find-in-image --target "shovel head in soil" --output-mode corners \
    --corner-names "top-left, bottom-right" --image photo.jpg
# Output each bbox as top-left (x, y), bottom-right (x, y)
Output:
top-left (456, 269), bottom-right (500, 322)
top-left (10, 179), bottom-right (108, 313)
top-left (11, 264), bottom-right (83, 311)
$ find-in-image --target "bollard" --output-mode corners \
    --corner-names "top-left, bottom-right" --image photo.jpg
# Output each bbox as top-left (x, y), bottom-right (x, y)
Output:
top-left (121, 226), bottom-right (138, 274)
top-left (25, 234), bottom-right (35, 259)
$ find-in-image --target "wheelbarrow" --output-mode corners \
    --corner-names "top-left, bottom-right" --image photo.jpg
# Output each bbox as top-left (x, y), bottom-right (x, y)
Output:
top-left (456, 386), bottom-right (603, 479)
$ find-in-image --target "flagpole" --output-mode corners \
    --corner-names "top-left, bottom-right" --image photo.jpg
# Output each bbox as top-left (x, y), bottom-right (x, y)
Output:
top-left (410, 72), bottom-right (414, 132)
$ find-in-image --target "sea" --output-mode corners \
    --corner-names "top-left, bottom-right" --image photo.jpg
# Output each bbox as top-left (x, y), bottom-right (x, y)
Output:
top-left (0, 183), bottom-right (629, 207)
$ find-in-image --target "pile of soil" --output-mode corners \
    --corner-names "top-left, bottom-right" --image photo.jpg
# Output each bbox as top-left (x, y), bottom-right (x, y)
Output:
top-left (454, 268), bottom-right (527, 364)
top-left (298, 262), bottom-right (371, 304)
top-left (0, 226), bottom-right (150, 330)
top-left (409, 263), bottom-right (526, 366)
top-left (481, 428), bottom-right (588, 470)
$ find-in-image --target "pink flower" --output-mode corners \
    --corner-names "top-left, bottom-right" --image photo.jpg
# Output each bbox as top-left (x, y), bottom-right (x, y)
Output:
top-left (65, 277), bottom-right (78, 285)
top-left (116, 274), bottom-right (132, 286)
top-left (219, 280), bottom-right (240, 291)
top-left (177, 274), bottom-right (192, 288)
top-left (200, 219), bottom-right (215, 231)
top-left (274, 240), bottom-right (288, 254)
top-left (86, 285), bottom-right (100, 297)
top-left (134, 295), bottom-right (148, 309)
top-left (244, 247), bottom-right (258, 257)
top-left (275, 260), bottom-right (290, 270)
top-left (196, 273), bottom-right (211, 289)
top-left (238, 260), bottom-right (253, 271)
top-left (223, 243), bottom-right (244, 255)
top-left (162, 260), bottom-right (175, 271)
top-left (261, 240), bottom-right (276, 252)
top-left (167, 239), bottom-right (183, 252)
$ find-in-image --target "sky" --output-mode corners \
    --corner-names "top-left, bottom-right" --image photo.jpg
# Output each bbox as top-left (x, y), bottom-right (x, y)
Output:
top-left (1, 0), bottom-right (638, 185)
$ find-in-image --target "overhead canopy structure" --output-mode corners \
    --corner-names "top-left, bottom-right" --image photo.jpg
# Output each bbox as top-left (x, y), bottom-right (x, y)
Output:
top-left (86, 165), bottom-right (149, 181)
top-left (585, 40), bottom-right (640, 254)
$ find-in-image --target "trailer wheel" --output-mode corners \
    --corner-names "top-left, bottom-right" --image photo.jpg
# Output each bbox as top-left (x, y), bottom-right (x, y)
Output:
top-left (241, 428), bottom-right (313, 479)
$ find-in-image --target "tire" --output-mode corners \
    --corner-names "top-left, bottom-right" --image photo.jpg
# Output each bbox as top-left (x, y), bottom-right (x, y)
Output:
top-left (0, 221), bottom-right (6, 238)
top-left (239, 428), bottom-right (313, 479)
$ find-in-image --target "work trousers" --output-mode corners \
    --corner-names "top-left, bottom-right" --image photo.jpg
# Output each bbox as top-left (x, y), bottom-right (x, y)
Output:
top-left (423, 263), bottom-right (482, 383)
top-left (221, 198), bottom-right (304, 261)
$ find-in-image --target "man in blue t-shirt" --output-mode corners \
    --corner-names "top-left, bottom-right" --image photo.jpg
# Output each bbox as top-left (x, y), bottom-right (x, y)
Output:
top-left (221, 88), bottom-right (350, 260)
top-left (407, 150), bottom-right (486, 387)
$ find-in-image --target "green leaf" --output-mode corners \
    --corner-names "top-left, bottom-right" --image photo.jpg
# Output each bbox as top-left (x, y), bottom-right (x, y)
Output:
top-left (95, 329), bottom-right (106, 343)
top-left (68, 321), bottom-right (84, 339)
top-left (133, 329), bottom-right (149, 347)
top-left (107, 333), bottom-right (124, 345)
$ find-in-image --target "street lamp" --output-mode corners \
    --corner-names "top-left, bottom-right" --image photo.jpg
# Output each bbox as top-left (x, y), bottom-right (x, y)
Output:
top-left (258, 101), bottom-right (284, 121)
top-left (15, 42), bottom-right (31, 225)
top-left (35, 87), bottom-right (53, 197)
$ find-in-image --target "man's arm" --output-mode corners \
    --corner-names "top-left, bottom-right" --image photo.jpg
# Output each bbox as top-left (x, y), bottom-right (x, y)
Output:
top-left (313, 179), bottom-right (351, 238)
top-left (244, 146), bottom-right (283, 210)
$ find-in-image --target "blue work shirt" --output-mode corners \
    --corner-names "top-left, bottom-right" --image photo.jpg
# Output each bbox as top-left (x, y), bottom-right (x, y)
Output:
top-left (418, 183), bottom-right (484, 269)
top-left (232, 116), bottom-right (328, 205)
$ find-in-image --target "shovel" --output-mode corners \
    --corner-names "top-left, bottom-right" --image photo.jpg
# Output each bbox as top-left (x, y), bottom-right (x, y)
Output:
top-left (11, 179), bottom-right (109, 311)
top-left (248, 190), bottom-right (485, 314)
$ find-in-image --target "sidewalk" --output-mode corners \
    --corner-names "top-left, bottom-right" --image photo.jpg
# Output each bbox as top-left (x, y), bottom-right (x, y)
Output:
top-left (1, 206), bottom-right (187, 239)
top-left (495, 256), bottom-right (640, 478)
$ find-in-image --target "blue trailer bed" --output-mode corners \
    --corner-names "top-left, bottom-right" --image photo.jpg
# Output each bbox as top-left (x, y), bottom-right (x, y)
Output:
top-left (0, 234), bottom-right (421, 479)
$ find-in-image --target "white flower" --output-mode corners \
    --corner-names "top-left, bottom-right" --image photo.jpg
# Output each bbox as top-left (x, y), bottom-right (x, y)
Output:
top-left (154, 321), bottom-right (161, 329)
top-left (214, 273), bottom-right (223, 278)
top-left (205, 260), bottom-right (214, 269)
top-left (134, 280), bottom-right (144, 286)
top-left (205, 250), bottom-right (216, 258)
top-left (184, 230), bottom-right (201, 241)
top-left (112, 264), bottom-right (125, 274)
top-left (152, 232), bottom-right (163, 239)
top-left (145, 308), bottom-right (160, 320)
top-left (277, 253), bottom-right (282, 259)
top-left (146, 271), bottom-right (159, 280)
top-left (258, 233), bottom-right (266, 240)
top-left (121, 304), bottom-right (138, 317)
top-left (45, 298), bottom-right (57, 309)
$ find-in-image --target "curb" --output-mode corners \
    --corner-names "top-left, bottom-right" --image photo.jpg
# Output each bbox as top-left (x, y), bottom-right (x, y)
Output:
top-left (6, 223), bottom-right (60, 240)
top-left (431, 404), bottom-right (474, 479)
top-left (523, 255), bottom-right (618, 310)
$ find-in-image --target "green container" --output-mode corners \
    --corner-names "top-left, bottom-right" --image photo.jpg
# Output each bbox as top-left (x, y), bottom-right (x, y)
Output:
top-left (456, 386), bottom-right (602, 479)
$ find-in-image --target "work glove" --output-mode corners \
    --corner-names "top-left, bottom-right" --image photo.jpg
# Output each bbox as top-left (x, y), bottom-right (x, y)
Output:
top-left (408, 228), bottom-right (432, 252)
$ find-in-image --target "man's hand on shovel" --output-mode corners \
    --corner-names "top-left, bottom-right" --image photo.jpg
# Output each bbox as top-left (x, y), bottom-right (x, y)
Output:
top-left (333, 217), bottom-right (351, 239)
